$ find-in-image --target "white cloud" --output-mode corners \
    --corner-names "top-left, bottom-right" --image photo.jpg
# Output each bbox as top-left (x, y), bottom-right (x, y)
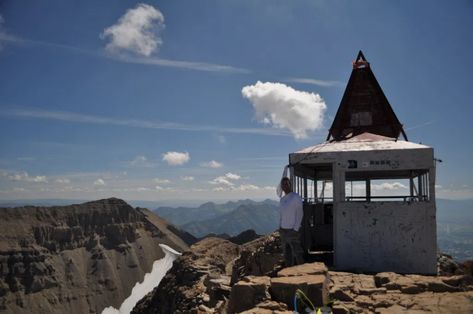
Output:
top-left (235, 184), bottom-right (259, 191)
top-left (213, 186), bottom-right (227, 192)
top-left (94, 178), bottom-right (106, 186)
top-left (3, 108), bottom-right (289, 137)
top-left (55, 178), bottom-right (71, 184)
top-left (6, 171), bottom-right (48, 183)
top-left (181, 176), bottom-right (194, 181)
top-left (210, 172), bottom-right (241, 186)
top-left (101, 4), bottom-right (164, 56)
top-left (242, 81), bottom-right (327, 139)
top-left (224, 172), bottom-right (241, 180)
top-left (211, 184), bottom-right (267, 192)
top-left (130, 155), bottom-right (154, 167)
top-left (112, 54), bottom-right (250, 73)
top-left (153, 178), bottom-right (170, 184)
top-left (371, 182), bottom-right (408, 191)
top-left (136, 187), bottom-right (150, 192)
top-left (436, 186), bottom-right (473, 199)
top-left (200, 160), bottom-right (223, 168)
top-left (154, 185), bottom-right (174, 192)
top-left (286, 77), bottom-right (341, 87)
top-left (162, 151), bottom-right (190, 166)
top-left (210, 177), bottom-right (234, 186)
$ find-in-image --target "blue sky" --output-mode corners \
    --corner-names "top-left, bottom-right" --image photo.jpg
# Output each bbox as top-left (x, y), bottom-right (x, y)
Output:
top-left (0, 0), bottom-right (472, 204)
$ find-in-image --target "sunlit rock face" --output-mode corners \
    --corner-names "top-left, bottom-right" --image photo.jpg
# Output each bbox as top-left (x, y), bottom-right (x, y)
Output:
top-left (0, 198), bottom-right (188, 314)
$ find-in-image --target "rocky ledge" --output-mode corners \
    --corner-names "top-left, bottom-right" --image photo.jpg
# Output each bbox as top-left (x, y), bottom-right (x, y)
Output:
top-left (133, 232), bottom-right (473, 313)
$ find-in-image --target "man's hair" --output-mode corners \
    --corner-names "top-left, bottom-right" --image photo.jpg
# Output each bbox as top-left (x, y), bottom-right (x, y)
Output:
top-left (281, 177), bottom-right (291, 185)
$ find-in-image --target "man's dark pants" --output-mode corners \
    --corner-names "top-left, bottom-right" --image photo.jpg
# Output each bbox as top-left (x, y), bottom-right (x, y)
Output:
top-left (279, 228), bottom-right (304, 267)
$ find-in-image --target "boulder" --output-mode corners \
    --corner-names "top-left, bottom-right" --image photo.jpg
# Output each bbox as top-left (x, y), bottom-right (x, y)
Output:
top-left (330, 287), bottom-right (354, 302)
top-left (254, 300), bottom-right (288, 311)
top-left (204, 275), bottom-right (231, 307)
top-left (231, 233), bottom-right (283, 285)
top-left (374, 272), bottom-right (398, 287)
top-left (270, 275), bottom-right (329, 309)
top-left (277, 262), bottom-right (327, 277)
top-left (228, 276), bottom-right (271, 314)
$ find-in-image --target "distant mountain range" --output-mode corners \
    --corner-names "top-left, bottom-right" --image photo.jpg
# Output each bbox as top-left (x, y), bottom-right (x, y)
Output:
top-left (154, 199), bottom-right (279, 228)
top-left (180, 203), bottom-right (279, 238)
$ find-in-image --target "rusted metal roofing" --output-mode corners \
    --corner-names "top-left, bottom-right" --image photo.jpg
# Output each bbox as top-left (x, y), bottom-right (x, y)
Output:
top-left (294, 132), bottom-right (430, 154)
top-left (327, 51), bottom-right (408, 141)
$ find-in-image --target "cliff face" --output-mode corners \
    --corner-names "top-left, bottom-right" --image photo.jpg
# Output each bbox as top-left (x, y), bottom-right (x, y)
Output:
top-left (0, 198), bottom-right (189, 314)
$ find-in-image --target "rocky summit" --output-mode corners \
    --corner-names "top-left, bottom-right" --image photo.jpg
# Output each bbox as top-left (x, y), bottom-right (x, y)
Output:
top-left (0, 198), bottom-right (189, 314)
top-left (132, 232), bottom-right (473, 314)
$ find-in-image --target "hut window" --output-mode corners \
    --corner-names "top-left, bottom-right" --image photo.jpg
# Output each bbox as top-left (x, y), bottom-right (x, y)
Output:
top-left (344, 171), bottom-right (431, 202)
top-left (350, 111), bottom-right (372, 126)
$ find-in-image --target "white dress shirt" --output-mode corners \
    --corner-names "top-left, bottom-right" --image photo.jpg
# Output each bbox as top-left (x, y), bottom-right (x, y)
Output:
top-left (279, 192), bottom-right (303, 231)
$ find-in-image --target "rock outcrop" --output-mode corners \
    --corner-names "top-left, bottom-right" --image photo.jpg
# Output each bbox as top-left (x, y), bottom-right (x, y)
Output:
top-left (132, 237), bottom-right (240, 313)
top-left (132, 231), bottom-right (473, 313)
top-left (0, 198), bottom-right (189, 314)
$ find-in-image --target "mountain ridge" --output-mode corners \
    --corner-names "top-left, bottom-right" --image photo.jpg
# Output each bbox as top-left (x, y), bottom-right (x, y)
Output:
top-left (0, 197), bottom-right (189, 314)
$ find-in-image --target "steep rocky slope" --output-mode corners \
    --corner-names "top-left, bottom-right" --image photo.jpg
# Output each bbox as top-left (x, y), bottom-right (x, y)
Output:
top-left (133, 232), bottom-right (473, 313)
top-left (0, 198), bottom-right (189, 314)
top-left (132, 237), bottom-right (240, 313)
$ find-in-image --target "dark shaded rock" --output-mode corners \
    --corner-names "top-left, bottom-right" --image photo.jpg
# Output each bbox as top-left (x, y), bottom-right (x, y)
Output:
top-left (438, 252), bottom-right (463, 276)
top-left (330, 287), bottom-right (354, 302)
top-left (166, 224), bottom-right (198, 246)
top-left (228, 229), bottom-right (260, 245)
top-left (231, 232), bottom-right (283, 285)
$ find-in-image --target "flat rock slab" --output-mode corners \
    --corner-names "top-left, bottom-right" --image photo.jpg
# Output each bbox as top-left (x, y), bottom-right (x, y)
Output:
top-left (270, 275), bottom-right (329, 309)
top-left (228, 276), bottom-right (271, 314)
top-left (277, 262), bottom-right (328, 277)
top-left (374, 291), bottom-right (473, 313)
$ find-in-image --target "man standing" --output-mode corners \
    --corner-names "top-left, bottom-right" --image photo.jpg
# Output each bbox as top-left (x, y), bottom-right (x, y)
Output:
top-left (279, 177), bottom-right (304, 266)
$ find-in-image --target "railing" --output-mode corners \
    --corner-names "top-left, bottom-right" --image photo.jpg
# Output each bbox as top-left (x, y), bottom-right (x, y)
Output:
top-left (345, 195), bottom-right (429, 202)
top-left (302, 195), bottom-right (429, 203)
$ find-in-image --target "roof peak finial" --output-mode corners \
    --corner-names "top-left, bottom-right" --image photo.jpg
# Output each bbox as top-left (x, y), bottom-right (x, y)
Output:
top-left (353, 50), bottom-right (369, 69)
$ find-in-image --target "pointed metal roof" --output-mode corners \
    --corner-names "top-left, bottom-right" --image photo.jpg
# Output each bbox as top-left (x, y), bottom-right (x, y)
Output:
top-left (327, 51), bottom-right (407, 141)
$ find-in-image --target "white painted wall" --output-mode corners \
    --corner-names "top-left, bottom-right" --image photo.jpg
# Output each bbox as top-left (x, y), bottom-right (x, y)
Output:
top-left (334, 201), bottom-right (437, 274)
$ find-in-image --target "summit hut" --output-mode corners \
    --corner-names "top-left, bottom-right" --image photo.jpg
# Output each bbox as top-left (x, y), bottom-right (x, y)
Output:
top-left (289, 51), bottom-right (437, 274)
